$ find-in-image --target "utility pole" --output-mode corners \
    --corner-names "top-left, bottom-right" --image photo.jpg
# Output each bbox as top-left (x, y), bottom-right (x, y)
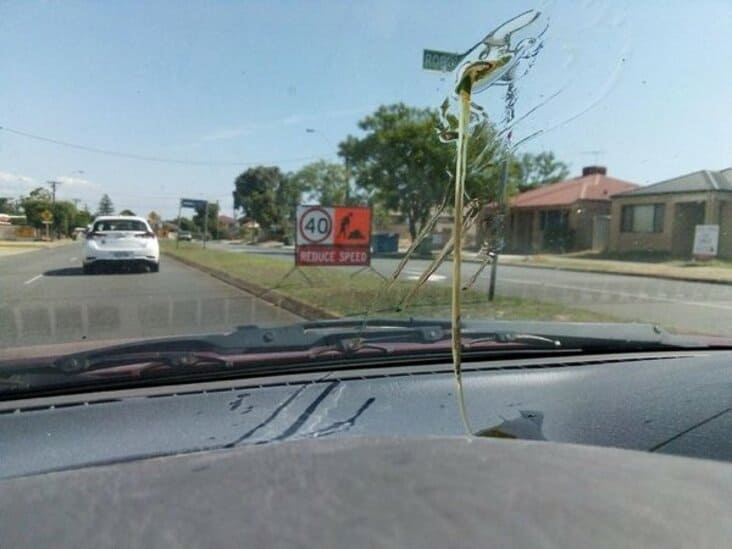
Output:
top-left (488, 154), bottom-right (509, 301)
top-left (216, 200), bottom-right (220, 240)
top-left (47, 180), bottom-right (61, 205)
top-left (47, 180), bottom-right (61, 240)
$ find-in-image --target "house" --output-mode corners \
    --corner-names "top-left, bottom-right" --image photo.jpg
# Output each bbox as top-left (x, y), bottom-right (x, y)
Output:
top-left (218, 215), bottom-right (237, 230)
top-left (609, 168), bottom-right (732, 258)
top-left (503, 166), bottom-right (638, 253)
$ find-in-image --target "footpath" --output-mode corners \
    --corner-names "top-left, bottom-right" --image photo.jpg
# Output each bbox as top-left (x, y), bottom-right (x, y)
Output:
top-left (461, 252), bottom-right (732, 285)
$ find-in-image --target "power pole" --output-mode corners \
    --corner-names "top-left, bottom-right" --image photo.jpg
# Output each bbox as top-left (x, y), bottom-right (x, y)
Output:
top-left (47, 180), bottom-right (61, 205)
top-left (47, 180), bottom-right (61, 240)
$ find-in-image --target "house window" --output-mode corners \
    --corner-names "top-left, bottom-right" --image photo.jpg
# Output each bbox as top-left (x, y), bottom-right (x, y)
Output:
top-left (539, 209), bottom-right (564, 230)
top-left (620, 204), bottom-right (665, 233)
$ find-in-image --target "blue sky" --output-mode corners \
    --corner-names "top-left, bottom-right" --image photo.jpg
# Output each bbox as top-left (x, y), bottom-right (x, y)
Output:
top-left (1, 0), bottom-right (730, 219)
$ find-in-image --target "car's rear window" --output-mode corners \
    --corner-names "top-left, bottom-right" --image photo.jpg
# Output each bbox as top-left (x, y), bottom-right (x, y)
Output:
top-left (93, 219), bottom-right (148, 232)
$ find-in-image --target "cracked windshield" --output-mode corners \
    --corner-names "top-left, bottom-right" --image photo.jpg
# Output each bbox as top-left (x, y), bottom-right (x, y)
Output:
top-left (1, 1), bottom-right (730, 396)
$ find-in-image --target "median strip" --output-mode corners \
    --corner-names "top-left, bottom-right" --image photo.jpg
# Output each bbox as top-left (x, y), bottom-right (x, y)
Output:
top-left (161, 241), bottom-right (619, 324)
top-left (164, 251), bottom-right (339, 320)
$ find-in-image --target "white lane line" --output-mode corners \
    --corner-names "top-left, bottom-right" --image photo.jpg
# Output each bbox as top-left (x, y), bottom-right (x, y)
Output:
top-left (403, 269), bottom-right (447, 282)
top-left (69, 257), bottom-right (78, 262)
top-left (503, 277), bottom-right (732, 311)
top-left (24, 274), bottom-right (43, 285)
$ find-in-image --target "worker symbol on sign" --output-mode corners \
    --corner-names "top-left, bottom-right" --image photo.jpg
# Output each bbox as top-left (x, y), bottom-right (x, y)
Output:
top-left (338, 212), bottom-right (353, 239)
top-left (334, 208), bottom-right (370, 245)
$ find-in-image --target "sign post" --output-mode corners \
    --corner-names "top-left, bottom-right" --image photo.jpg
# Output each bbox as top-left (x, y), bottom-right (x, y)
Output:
top-left (295, 205), bottom-right (372, 267)
top-left (422, 49), bottom-right (465, 72)
top-left (178, 198), bottom-right (209, 249)
top-left (271, 205), bottom-right (381, 287)
top-left (40, 210), bottom-right (53, 241)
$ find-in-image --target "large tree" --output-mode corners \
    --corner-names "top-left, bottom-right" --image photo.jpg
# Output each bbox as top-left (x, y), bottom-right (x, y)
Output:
top-left (19, 188), bottom-right (52, 229)
top-left (339, 104), bottom-right (454, 241)
top-left (233, 166), bottom-right (298, 239)
top-left (97, 194), bottom-right (114, 215)
top-left (0, 197), bottom-right (17, 214)
top-left (193, 201), bottom-right (219, 237)
top-left (289, 160), bottom-right (363, 207)
top-left (516, 151), bottom-right (570, 191)
top-left (51, 201), bottom-right (79, 237)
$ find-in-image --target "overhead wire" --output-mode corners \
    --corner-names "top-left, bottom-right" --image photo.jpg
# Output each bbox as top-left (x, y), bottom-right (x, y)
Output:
top-left (0, 124), bottom-right (337, 167)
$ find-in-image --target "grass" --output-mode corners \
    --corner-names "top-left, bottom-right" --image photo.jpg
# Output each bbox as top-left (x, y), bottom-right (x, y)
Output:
top-left (162, 241), bottom-right (617, 323)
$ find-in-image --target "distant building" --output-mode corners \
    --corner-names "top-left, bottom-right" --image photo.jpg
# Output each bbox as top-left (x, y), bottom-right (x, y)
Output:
top-left (503, 166), bottom-right (638, 253)
top-left (609, 168), bottom-right (732, 258)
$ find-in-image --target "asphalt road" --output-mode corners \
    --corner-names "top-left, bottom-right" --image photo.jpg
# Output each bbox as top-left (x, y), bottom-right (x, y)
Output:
top-left (0, 242), bottom-right (301, 351)
top-left (207, 242), bottom-right (732, 336)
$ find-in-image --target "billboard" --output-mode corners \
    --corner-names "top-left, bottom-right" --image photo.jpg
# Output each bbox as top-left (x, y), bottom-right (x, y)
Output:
top-left (295, 205), bottom-right (371, 266)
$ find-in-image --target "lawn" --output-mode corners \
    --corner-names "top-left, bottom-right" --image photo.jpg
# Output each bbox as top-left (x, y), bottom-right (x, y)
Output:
top-left (162, 241), bottom-right (617, 323)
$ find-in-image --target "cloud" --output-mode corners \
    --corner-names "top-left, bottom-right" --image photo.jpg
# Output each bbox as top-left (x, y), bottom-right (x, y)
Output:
top-left (0, 171), bottom-right (36, 186)
top-left (55, 175), bottom-right (99, 188)
top-left (0, 171), bottom-right (38, 196)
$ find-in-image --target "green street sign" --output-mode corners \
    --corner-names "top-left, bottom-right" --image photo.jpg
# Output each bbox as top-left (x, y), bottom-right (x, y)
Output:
top-left (422, 49), bottom-right (464, 72)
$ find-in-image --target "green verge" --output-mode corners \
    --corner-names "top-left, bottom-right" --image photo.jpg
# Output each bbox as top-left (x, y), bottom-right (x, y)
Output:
top-left (162, 241), bottom-right (617, 322)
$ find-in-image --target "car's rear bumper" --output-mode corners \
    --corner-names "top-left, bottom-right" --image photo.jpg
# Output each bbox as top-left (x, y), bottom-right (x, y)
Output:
top-left (84, 248), bottom-right (159, 264)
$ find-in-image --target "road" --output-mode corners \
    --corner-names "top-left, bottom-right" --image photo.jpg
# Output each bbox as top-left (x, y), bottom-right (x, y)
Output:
top-left (0, 242), bottom-right (301, 351)
top-left (207, 242), bottom-right (732, 336)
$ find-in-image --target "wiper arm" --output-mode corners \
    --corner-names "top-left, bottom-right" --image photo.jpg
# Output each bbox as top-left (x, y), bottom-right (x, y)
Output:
top-left (1, 318), bottom-right (714, 380)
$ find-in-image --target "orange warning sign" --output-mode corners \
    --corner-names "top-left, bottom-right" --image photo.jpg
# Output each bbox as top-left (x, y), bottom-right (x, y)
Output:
top-left (333, 207), bottom-right (371, 246)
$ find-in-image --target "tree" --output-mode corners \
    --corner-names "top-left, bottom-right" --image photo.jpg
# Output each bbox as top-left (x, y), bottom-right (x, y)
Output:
top-left (289, 160), bottom-right (362, 207)
top-left (51, 201), bottom-right (78, 237)
top-left (233, 166), bottom-right (296, 239)
top-left (147, 211), bottom-right (162, 231)
top-left (0, 197), bottom-right (17, 214)
top-left (516, 151), bottom-right (570, 191)
top-left (97, 194), bottom-right (114, 215)
top-left (29, 187), bottom-right (52, 201)
top-left (339, 103), bottom-right (454, 241)
top-left (74, 207), bottom-right (92, 229)
top-left (193, 202), bottom-right (219, 237)
top-left (119, 209), bottom-right (136, 216)
top-left (19, 189), bottom-right (52, 229)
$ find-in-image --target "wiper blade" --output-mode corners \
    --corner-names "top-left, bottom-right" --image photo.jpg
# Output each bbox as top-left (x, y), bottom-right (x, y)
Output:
top-left (1, 318), bottom-right (715, 379)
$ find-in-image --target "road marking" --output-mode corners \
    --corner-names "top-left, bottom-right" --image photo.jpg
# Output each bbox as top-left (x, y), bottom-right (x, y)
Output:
top-left (69, 257), bottom-right (77, 263)
top-left (403, 269), bottom-right (447, 282)
top-left (503, 277), bottom-right (732, 312)
top-left (24, 274), bottom-right (43, 285)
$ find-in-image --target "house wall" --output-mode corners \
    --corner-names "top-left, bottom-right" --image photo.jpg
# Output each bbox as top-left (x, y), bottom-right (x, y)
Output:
top-left (505, 200), bottom-right (611, 253)
top-left (609, 191), bottom-right (732, 257)
top-left (719, 201), bottom-right (732, 258)
top-left (571, 200), bottom-right (613, 250)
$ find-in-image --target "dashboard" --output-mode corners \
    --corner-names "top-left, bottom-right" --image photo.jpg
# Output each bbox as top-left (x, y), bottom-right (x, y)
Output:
top-left (2, 350), bottom-right (732, 478)
top-left (3, 350), bottom-right (732, 547)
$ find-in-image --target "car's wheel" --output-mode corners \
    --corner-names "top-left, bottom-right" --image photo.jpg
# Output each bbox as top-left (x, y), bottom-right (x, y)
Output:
top-left (149, 263), bottom-right (160, 273)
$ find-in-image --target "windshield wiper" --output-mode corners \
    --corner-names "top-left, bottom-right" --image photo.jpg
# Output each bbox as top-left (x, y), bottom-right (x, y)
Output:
top-left (0, 319), bottom-right (710, 390)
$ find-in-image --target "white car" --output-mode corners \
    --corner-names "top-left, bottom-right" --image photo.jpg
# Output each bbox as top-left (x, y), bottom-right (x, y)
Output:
top-left (83, 216), bottom-right (160, 274)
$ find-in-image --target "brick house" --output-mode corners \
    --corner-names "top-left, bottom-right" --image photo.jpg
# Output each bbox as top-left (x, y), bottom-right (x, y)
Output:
top-left (609, 168), bottom-right (732, 258)
top-left (504, 166), bottom-right (638, 253)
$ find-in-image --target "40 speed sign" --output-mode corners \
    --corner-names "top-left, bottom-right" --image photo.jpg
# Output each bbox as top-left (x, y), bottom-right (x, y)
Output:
top-left (295, 205), bottom-right (371, 266)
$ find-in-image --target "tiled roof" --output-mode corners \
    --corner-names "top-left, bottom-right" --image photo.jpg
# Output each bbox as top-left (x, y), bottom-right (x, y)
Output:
top-left (617, 168), bottom-right (732, 197)
top-left (511, 173), bottom-right (638, 208)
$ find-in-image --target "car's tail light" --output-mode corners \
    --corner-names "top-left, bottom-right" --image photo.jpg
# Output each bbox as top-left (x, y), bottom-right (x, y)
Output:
top-left (86, 231), bottom-right (101, 240)
top-left (135, 232), bottom-right (157, 239)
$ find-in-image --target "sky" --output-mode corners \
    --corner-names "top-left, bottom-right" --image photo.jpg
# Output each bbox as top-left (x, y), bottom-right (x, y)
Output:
top-left (1, 0), bottom-right (730, 220)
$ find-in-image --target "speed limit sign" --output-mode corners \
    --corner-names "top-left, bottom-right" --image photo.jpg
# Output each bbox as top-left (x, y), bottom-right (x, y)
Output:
top-left (297, 206), bottom-right (334, 245)
top-left (295, 204), bottom-right (371, 267)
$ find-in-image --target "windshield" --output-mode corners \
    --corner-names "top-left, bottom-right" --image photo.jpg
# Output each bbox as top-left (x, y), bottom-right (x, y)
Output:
top-left (1, 1), bottom-right (730, 394)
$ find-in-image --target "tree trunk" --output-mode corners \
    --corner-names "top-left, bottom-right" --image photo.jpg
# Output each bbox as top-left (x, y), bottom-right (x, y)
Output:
top-left (407, 215), bottom-right (417, 242)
